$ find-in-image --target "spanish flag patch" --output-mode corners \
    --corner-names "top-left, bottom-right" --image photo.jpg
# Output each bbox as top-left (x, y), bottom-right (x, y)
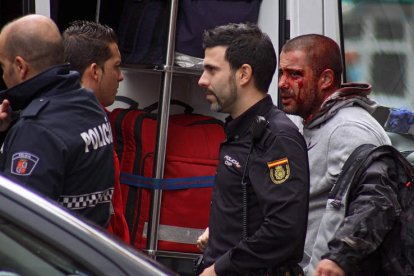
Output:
top-left (267, 157), bottom-right (290, 184)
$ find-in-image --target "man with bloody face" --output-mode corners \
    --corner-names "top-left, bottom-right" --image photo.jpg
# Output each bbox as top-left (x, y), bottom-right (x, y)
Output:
top-left (279, 34), bottom-right (392, 275)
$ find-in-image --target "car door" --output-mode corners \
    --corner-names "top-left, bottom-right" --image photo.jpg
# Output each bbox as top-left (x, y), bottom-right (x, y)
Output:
top-left (0, 176), bottom-right (174, 276)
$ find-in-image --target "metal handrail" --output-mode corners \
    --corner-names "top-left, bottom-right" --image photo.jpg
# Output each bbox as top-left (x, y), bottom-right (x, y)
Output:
top-left (146, 0), bottom-right (179, 257)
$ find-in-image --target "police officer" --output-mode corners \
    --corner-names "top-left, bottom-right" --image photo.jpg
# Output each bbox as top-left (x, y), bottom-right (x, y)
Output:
top-left (0, 15), bottom-right (114, 227)
top-left (63, 20), bottom-right (129, 242)
top-left (197, 23), bottom-right (309, 275)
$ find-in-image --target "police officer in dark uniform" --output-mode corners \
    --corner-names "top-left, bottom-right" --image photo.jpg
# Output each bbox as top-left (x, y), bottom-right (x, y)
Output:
top-left (197, 23), bottom-right (309, 275)
top-left (0, 15), bottom-right (114, 227)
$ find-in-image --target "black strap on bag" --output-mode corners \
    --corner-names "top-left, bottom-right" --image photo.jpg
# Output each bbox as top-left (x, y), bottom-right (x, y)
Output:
top-left (329, 144), bottom-right (376, 208)
top-left (114, 95), bottom-right (139, 109)
top-left (125, 113), bottom-right (156, 244)
top-left (143, 99), bottom-right (194, 114)
top-left (112, 96), bottom-right (140, 162)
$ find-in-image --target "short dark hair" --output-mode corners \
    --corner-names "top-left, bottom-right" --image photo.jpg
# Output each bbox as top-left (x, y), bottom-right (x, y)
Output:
top-left (202, 23), bottom-right (276, 93)
top-left (282, 34), bottom-right (343, 87)
top-left (63, 20), bottom-right (118, 76)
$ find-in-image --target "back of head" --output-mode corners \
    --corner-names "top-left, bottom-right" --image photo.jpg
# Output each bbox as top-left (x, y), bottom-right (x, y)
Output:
top-left (202, 22), bottom-right (276, 93)
top-left (282, 34), bottom-right (343, 87)
top-left (1, 14), bottom-right (64, 72)
top-left (63, 20), bottom-right (118, 76)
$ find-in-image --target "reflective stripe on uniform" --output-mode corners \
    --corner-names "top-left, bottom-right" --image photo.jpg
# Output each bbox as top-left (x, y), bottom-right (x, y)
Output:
top-left (58, 187), bottom-right (114, 210)
top-left (142, 222), bottom-right (204, 244)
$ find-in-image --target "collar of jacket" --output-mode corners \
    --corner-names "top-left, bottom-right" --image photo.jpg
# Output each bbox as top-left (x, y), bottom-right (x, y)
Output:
top-left (305, 82), bottom-right (377, 129)
top-left (0, 63), bottom-right (81, 111)
top-left (224, 95), bottom-right (273, 141)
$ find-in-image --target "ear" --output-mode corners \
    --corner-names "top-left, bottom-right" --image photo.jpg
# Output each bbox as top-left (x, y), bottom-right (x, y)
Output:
top-left (319, 69), bottom-right (335, 90)
top-left (238, 64), bottom-right (253, 86)
top-left (80, 63), bottom-right (102, 90)
top-left (82, 63), bottom-right (102, 83)
top-left (89, 63), bottom-right (102, 81)
top-left (14, 56), bottom-right (29, 80)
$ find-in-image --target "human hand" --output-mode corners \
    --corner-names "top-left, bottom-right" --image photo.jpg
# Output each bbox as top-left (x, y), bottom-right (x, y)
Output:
top-left (0, 99), bottom-right (12, 132)
top-left (313, 259), bottom-right (345, 276)
top-left (200, 264), bottom-right (216, 276)
top-left (196, 227), bottom-right (209, 252)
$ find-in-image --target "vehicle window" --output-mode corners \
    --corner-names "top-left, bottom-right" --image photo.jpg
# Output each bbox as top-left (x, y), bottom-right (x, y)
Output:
top-left (341, 0), bottom-right (414, 110)
top-left (0, 219), bottom-right (91, 276)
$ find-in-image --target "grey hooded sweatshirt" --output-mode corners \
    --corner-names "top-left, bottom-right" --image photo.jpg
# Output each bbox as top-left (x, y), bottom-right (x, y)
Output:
top-left (301, 83), bottom-right (391, 275)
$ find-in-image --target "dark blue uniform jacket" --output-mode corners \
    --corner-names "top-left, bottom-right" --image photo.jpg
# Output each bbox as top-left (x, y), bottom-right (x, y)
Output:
top-left (0, 64), bottom-right (114, 227)
top-left (203, 95), bottom-right (310, 275)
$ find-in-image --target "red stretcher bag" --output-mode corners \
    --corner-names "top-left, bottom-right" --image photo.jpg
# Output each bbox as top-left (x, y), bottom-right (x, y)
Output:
top-left (109, 99), bottom-right (225, 253)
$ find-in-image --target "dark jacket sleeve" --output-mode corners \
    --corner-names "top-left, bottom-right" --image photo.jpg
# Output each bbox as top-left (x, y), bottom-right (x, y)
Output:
top-left (3, 122), bottom-right (66, 200)
top-left (323, 158), bottom-right (400, 272)
top-left (215, 130), bottom-right (310, 274)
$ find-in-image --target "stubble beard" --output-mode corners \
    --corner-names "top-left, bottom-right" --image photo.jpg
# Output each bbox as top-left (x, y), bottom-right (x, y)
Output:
top-left (211, 74), bottom-right (238, 113)
top-left (210, 101), bottom-right (221, 112)
top-left (282, 103), bottom-right (298, 116)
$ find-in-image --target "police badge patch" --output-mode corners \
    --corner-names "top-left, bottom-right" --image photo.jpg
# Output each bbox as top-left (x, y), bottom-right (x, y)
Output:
top-left (11, 152), bottom-right (39, 176)
top-left (267, 157), bottom-right (290, 184)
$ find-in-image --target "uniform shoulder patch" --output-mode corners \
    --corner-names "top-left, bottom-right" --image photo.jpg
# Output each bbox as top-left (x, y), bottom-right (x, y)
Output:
top-left (267, 157), bottom-right (290, 184)
top-left (11, 152), bottom-right (39, 176)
